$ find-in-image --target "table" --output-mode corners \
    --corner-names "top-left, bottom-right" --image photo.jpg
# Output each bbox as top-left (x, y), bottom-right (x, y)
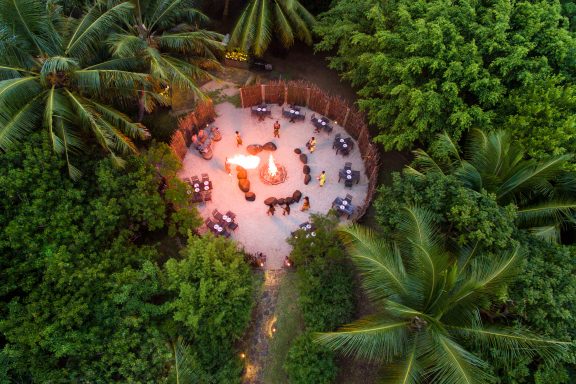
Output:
top-left (333, 136), bottom-right (354, 155)
top-left (186, 176), bottom-right (213, 202)
top-left (332, 197), bottom-right (355, 219)
top-left (213, 210), bottom-right (238, 231)
top-left (206, 219), bottom-right (231, 237)
top-left (338, 168), bottom-right (361, 186)
top-left (311, 116), bottom-right (333, 133)
top-left (251, 104), bottom-right (271, 120)
top-left (282, 105), bottom-right (305, 122)
top-left (291, 222), bottom-right (317, 238)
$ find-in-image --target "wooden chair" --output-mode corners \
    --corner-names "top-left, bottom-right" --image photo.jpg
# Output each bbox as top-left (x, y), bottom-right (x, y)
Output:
top-left (345, 194), bottom-right (353, 204)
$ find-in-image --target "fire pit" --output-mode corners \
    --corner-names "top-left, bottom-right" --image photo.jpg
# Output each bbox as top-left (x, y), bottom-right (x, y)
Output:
top-left (260, 154), bottom-right (287, 185)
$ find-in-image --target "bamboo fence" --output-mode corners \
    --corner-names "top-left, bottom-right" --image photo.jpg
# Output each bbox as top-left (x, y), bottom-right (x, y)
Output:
top-left (240, 81), bottom-right (380, 221)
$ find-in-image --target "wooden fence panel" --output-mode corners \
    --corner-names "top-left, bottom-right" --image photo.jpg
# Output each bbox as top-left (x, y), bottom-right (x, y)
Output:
top-left (240, 85), bottom-right (262, 108)
top-left (308, 88), bottom-right (329, 116)
top-left (327, 97), bottom-right (348, 125)
top-left (170, 130), bottom-right (187, 161)
top-left (263, 84), bottom-right (284, 105)
top-left (195, 99), bottom-right (216, 127)
top-left (287, 85), bottom-right (308, 106)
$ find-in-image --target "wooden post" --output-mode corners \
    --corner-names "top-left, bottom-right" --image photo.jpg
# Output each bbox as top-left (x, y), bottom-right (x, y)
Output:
top-left (261, 84), bottom-right (265, 104)
top-left (306, 87), bottom-right (311, 107)
top-left (284, 84), bottom-right (288, 105)
top-left (324, 99), bottom-right (330, 117)
top-left (240, 88), bottom-right (245, 108)
top-left (342, 108), bottom-right (350, 128)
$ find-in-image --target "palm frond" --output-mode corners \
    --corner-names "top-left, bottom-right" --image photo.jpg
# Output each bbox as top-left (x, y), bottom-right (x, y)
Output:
top-left (447, 325), bottom-right (572, 364)
top-left (316, 318), bottom-right (408, 363)
top-left (338, 225), bottom-right (408, 298)
top-left (528, 225), bottom-right (560, 243)
top-left (0, 0), bottom-right (59, 56)
top-left (0, 77), bottom-right (42, 111)
top-left (516, 200), bottom-right (576, 229)
top-left (65, 1), bottom-right (133, 59)
top-left (273, 1), bottom-right (295, 49)
top-left (424, 334), bottom-right (492, 384)
top-left (411, 148), bottom-right (446, 175)
top-left (74, 69), bottom-right (149, 95)
top-left (155, 31), bottom-right (224, 58)
top-left (108, 33), bottom-right (149, 58)
top-left (158, 55), bottom-right (211, 99)
top-left (380, 343), bottom-right (421, 384)
top-left (0, 91), bottom-right (44, 151)
top-left (279, 0), bottom-right (313, 46)
top-left (251, 0), bottom-right (272, 57)
top-left (229, 0), bottom-right (259, 53)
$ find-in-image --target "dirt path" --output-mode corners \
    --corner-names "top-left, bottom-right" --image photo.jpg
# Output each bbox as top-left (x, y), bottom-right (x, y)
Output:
top-left (242, 270), bottom-right (285, 384)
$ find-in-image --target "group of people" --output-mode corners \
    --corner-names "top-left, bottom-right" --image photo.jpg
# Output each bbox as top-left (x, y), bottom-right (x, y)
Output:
top-left (267, 196), bottom-right (310, 216)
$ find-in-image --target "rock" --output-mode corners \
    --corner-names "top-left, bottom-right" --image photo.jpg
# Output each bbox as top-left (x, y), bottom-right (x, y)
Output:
top-left (303, 165), bottom-right (310, 174)
top-left (285, 197), bottom-right (294, 204)
top-left (299, 154), bottom-right (307, 164)
top-left (294, 148), bottom-right (302, 154)
top-left (304, 174), bottom-right (311, 185)
top-left (245, 192), bottom-right (256, 201)
top-left (262, 142), bottom-right (277, 151)
top-left (237, 168), bottom-right (248, 179)
top-left (264, 197), bottom-right (277, 206)
top-left (292, 190), bottom-right (302, 202)
top-left (277, 198), bottom-right (285, 205)
top-left (247, 144), bottom-right (263, 155)
top-left (239, 179), bottom-right (250, 192)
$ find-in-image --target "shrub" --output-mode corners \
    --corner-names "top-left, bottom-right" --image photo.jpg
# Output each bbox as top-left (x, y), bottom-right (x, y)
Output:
top-left (284, 333), bottom-right (337, 384)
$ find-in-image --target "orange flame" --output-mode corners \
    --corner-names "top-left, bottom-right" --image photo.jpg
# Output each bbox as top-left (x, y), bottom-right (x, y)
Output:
top-left (227, 154), bottom-right (260, 169)
top-left (268, 154), bottom-right (278, 176)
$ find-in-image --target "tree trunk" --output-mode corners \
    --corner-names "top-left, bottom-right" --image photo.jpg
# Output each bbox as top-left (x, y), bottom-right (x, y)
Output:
top-left (223, 0), bottom-right (230, 19)
top-left (138, 90), bottom-right (146, 122)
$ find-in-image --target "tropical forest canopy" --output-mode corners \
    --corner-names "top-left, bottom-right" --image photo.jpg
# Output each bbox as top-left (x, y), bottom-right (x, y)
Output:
top-left (0, 0), bottom-right (575, 383)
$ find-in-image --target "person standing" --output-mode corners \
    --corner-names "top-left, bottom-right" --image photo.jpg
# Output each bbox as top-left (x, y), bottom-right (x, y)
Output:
top-left (224, 157), bottom-right (231, 175)
top-left (273, 120), bottom-right (280, 138)
top-left (267, 204), bottom-right (275, 216)
top-left (317, 170), bottom-right (326, 187)
top-left (307, 137), bottom-right (316, 153)
top-left (235, 131), bottom-right (243, 147)
top-left (300, 196), bottom-right (310, 211)
top-left (282, 203), bottom-right (291, 216)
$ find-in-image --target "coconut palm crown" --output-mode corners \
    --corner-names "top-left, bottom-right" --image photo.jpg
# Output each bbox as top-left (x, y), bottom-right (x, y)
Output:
top-left (107, 0), bottom-right (224, 113)
top-left (407, 129), bottom-right (576, 241)
top-left (0, 0), bottom-right (152, 178)
top-left (229, 0), bottom-right (315, 57)
top-left (318, 208), bottom-right (570, 384)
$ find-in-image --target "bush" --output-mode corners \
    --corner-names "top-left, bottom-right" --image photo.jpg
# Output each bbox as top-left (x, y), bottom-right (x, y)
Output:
top-left (284, 333), bottom-right (337, 384)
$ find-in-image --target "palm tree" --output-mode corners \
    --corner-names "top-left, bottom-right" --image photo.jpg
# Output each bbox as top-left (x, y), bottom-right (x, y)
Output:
top-left (407, 129), bottom-right (576, 241)
top-left (318, 208), bottom-right (569, 384)
top-left (107, 0), bottom-right (223, 119)
top-left (229, 0), bottom-right (315, 57)
top-left (0, 0), bottom-right (150, 178)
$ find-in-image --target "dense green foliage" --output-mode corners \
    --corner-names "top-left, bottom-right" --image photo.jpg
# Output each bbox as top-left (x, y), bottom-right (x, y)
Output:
top-left (284, 214), bottom-right (356, 383)
top-left (375, 172), bottom-right (517, 251)
top-left (0, 134), bottom-right (253, 382)
top-left (283, 332), bottom-right (337, 384)
top-left (315, 0), bottom-right (576, 155)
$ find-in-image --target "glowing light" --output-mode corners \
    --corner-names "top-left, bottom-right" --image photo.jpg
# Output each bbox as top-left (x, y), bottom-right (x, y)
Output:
top-left (240, 353), bottom-right (246, 359)
top-left (227, 154), bottom-right (260, 169)
top-left (268, 154), bottom-right (278, 176)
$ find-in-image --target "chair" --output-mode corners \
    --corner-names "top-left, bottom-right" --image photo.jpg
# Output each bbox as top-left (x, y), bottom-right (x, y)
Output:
top-left (345, 178), bottom-right (354, 189)
top-left (191, 175), bottom-right (200, 184)
top-left (344, 162), bottom-right (352, 170)
top-left (184, 177), bottom-right (192, 185)
top-left (225, 210), bottom-right (236, 220)
top-left (203, 191), bottom-right (212, 202)
top-left (311, 113), bottom-right (316, 121)
top-left (333, 133), bottom-right (341, 149)
top-left (212, 209), bottom-right (223, 221)
top-left (201, 173), bottom-right (209, 182)
top-left (345, 194), bottom-right (353, 204)
top-left (205, 218), bottom-right (216, 229)
top-left (228, 222), bottom-right (238, 231)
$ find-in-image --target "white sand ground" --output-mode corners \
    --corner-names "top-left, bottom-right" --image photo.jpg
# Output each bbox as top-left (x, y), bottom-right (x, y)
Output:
top-left (179, 98), bottom-right (368, 269)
